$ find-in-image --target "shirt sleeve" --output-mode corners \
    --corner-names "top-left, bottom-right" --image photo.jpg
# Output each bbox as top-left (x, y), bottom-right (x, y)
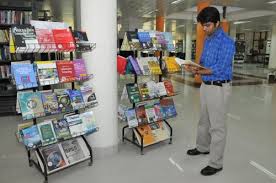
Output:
top-left (211, 39), bottom-right (235, 77)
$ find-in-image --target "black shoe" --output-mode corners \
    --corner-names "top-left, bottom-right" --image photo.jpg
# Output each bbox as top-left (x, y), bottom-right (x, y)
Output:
top-left (187, 148), bottom-right (209, 156)
top-left (200, 166), bottom-right (223, 176)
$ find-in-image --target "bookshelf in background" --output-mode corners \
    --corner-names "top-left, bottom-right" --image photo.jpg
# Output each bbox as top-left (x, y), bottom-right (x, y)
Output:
top-left (0, 6), bottom-right (32, 116)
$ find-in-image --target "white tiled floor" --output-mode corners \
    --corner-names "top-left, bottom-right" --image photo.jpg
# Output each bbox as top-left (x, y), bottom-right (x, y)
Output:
top-left (1, 75), bottom-right (276, 183)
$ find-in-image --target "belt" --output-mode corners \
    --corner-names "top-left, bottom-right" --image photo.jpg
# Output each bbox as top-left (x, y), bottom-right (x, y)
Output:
top-left (203, 80), bottom-right (231, 87)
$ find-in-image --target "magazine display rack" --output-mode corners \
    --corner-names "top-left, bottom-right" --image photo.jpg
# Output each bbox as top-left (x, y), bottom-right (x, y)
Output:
top-left (120, 30), bottom-right (178, 154)
top-left (9, 21), bottom-right (98, 183)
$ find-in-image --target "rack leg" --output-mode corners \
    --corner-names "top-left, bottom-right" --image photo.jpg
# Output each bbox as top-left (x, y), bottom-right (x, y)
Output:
top-left (27, 149), bottom-right (32, 167)
top-left (122, 125), bottom-right (128, 142)
top-left (140, 136), bottom-right (144, 155)
top-left (81, 136), bottom-right (93, 166)
top-left (164, 120), bottom-right (173, 144)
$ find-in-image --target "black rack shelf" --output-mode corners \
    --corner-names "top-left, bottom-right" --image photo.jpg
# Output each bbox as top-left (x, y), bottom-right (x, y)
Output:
top-left (0, 6), bottom-right (32, 11)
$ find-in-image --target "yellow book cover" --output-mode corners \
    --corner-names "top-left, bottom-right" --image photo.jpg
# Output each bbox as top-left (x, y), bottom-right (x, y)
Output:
top-left (9, 30), bottom-right (15, 53)
top-left (148, 60), bottom-right (162, 75)
top-left (136, 124), bottom-right (155, 146)
top-left (165, 57), bottom-right (180, 73)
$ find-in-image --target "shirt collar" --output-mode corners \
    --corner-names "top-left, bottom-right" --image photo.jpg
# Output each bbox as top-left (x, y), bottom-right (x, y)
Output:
top-left (206, 27), bottom-right (224, 40)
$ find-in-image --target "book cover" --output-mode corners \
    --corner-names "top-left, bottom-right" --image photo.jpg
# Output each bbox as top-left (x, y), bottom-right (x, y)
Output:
top-left (127, 56), bottom-right (142, 75)
top-left (18, 92), bottom-right (45, 120)
top-left (165, 57), bottom-right (181, 73)
top-left (126, 31), bottom-right (141, 50)
top-left (73, 31), bottom-right (91, 51)
top-left (52, 119), bottom-right (71, 141)
top-left (156, 32), bottom-right (167, 50)
top-left (11, 25), bottom-right (40, 53)
top-left (154, 121), bottom-right (170, 141)
top-left (135, 124), bottom-right (155, 146)
top-left (16, 121), bottom-right (33, 142)
top-left (80, 85), bottom-right (98, 107)
top-left (79, 111), bottom-right (98, 134)
top-left (153, 101), bottom-right (163, 121)
top-left (126, 83), bottom-right (141, 103)
top-left (136, 57), bottom-right (150, 75)
top-left (137, 31), bottom-right (152, 49)
top-left (65, 114), bottom-right (84, 137)
top-left (52, 28), bottom-right (76, 52)
top-left (163, 80), bottom-right (175, 96)
top-left (73, 59), bottom-right (88, 80)
top-left (55, 89), bottom-right (73, 113)
top-left (61, 138), bottom-right (85, 164)
top-left (135, 104), bottom-right (148, 125)
top-left (21, 125), bottom-right (42, 148)
top-left (65, 89), bottom-right (85, 110)
top-left (138, 83), bottom-right (151, 101)
top-left (160, 98), bottom-right (177, 118)
top-left (40, 143), bottom-right (67, 172)
top-left (56, 61), bottom-right (76, 83)
top-left (144, 102), bottom-right (156, 123)
top-left (41, 90), bottom-right (59, 115)
top-left (147, 57), bottom-right (162, 75)
top-left (37, 120), bottom-right (58, 146)
top-left (126, 109), bottom-right (138, 128)
top-left (163, 32), bottom-right (175, 52)
top-left (35, 61), bottom-right (59, 85)
top-left (12, 63), bottom-right (38, 90)
top-left (146, 81), bottom-right (159, 99)
top-left (156, 82), bottom-right (167, 97)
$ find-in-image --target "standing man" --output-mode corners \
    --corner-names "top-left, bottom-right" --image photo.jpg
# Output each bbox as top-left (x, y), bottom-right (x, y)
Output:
top-left (185, 7), bottom-right (235, 176)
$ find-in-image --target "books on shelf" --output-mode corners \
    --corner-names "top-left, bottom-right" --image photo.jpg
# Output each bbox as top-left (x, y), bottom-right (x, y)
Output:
top-left (138, 83), bottom-right (151, 101)
top-left (127, 56), bottom-right (142, 75)
top-left (163, 80), bottom-right (175, 96)
top-left (65, 114), bottom-right (85, 137)
top-left (160, 98), bottom-right (177, 118)
top-left (79, 111), bottom-right (98, 134)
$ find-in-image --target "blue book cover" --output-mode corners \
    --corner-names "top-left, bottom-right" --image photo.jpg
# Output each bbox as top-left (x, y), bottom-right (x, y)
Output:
top-left (163, 32), bottom-right (175, 52)
top-left (137, 32), bottom-right (152, 49)
top-left (127, 56), bottom-right (142, 75)
top-left (41, 90), bottom-right (59, 116)
top-left (18, 92), bottom-right (45, 120)
top-left (66, 89), bottom-right (85, 110)
top-left (12, 63), bottom-right (38, 90)
top-left (160, 98), bottom-right (177, 118)
top-left (21, 125), bottom-right (42, 149)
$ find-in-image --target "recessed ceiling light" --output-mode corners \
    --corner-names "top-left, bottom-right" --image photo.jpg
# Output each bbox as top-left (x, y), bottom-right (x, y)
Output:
top-left (267, 0), bottom-right (276, 4)
top-left (234, 20), bottom-right (251, 25)
top-left (171, 0), bottom-right (185, 5)
top-left (176, 25), bottom-right (185, 28)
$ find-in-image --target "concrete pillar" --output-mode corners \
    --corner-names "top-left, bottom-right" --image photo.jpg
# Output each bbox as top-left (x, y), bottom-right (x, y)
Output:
top-left (269, 23), bottom-right (276, 69)
top-left (186, 22), bottom-right (193, 60)
top-left (80, 0), bottom-right (118, 156)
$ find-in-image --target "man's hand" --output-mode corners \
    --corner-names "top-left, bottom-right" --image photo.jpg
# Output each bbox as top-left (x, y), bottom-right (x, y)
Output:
top-left (184, 65), bottom-right (212, 75)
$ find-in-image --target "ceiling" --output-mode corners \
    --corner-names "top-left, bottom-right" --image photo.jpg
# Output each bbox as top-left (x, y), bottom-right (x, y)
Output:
top-left (117, 0), bottom-right (276, 36)
top-left (1, 0), bottom-right (276, 38)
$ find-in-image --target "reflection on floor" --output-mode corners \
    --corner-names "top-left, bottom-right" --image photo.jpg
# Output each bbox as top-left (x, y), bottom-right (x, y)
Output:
top-left (1, 72), bottom-right (276, 183)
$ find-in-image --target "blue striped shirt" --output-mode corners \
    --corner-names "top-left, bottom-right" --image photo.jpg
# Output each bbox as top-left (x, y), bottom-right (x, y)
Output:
top-left (200, 28), bottom-right (235, 81)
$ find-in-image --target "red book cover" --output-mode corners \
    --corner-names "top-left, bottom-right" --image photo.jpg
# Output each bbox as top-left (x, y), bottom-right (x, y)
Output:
top-left (52, 29), bottom-right (76, 51)
top-left (35, 29), bottom-right (56, 52)
top-left (135, 105), bottom-right (148, 125)
top-left (56, 61), bottom-right (76, 83)
top-left (163, 80), bottom-right (174, 96)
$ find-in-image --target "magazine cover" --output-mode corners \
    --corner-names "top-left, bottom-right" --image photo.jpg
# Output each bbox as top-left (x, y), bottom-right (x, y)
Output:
top-left (41, 90), bottom-right (59, 115)
top-left (79, 111), bottom-right (98, 134)
top-left (61, 138), bottom-right (85, 164)
top-left (65, 89), bottom-right (85, 110)
top-left (37, 120), bottom-right (57, 146)
top-left (80, 85), bottom-right (98, 107)
top-left (35, 61), bottom-right (59, 85)
top-left (21, 125), bottom-right (42, 148)
top-left (52, 119), bottom-right (71, 140)
top-left (41, 143), bottom-right (67, 172)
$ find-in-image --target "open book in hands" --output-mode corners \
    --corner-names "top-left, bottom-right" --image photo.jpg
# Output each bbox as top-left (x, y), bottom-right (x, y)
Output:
top-left (175, 58), bottom-right (206, 69)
